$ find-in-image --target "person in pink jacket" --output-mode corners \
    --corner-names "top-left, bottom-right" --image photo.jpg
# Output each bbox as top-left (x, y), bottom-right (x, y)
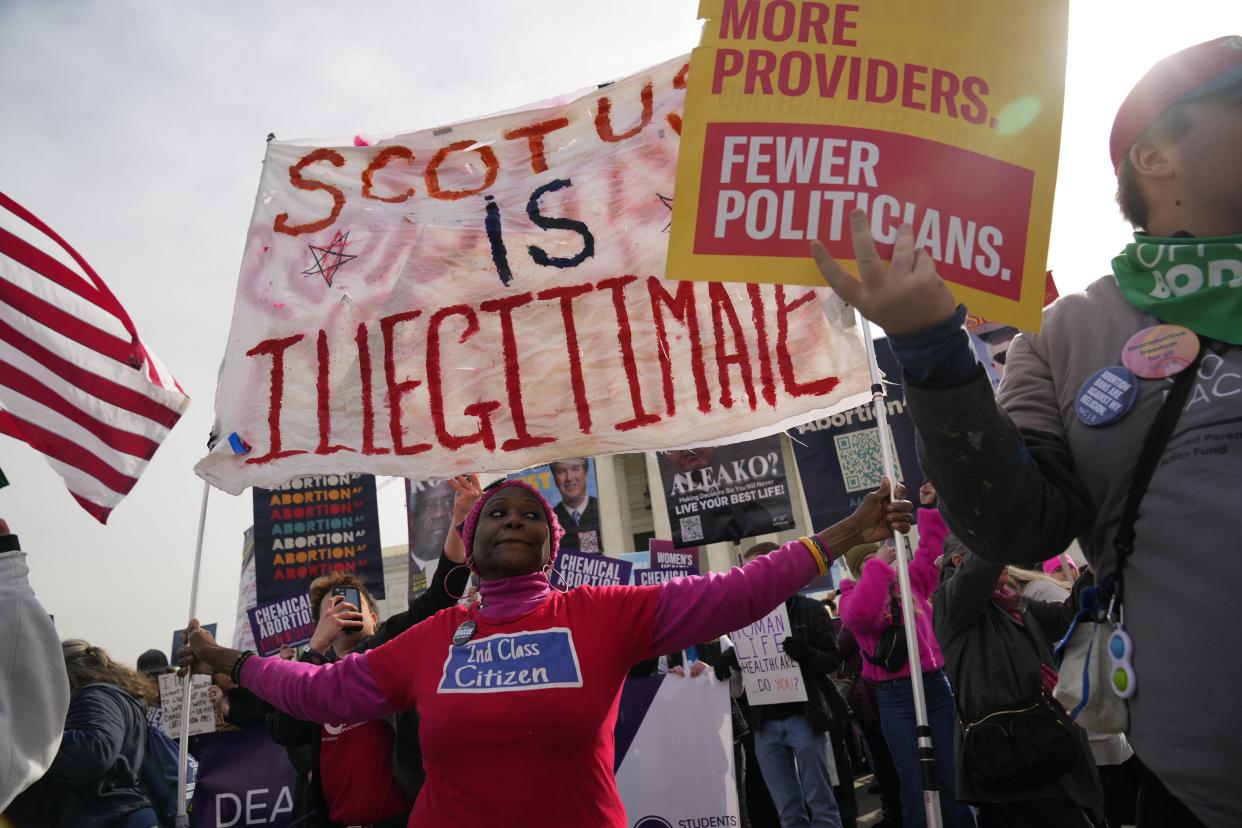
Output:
top-left (839, 486), bottom-right (974, 828)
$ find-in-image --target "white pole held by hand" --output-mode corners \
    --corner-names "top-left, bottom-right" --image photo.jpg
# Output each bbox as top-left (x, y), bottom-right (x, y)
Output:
top-left (861, 318), bottom-right (944, 828)
top-left (176, 479), bottom-right (211, 828)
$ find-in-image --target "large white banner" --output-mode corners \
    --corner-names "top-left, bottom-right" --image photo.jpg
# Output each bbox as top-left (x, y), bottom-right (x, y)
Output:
top-left (197, 56), bottom-right (868, 494)
top-left (615, 675), bottom-right (738, 827)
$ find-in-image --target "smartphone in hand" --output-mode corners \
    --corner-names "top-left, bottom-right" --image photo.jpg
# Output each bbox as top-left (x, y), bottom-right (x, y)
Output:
top-left (330, 585), bottom-right (364, 633)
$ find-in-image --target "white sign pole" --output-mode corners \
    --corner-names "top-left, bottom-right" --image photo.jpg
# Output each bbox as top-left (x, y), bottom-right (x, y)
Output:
top-left (861, 319), bottom-right (943, 828)
top-left (176, 479), bottom-right (211, 827)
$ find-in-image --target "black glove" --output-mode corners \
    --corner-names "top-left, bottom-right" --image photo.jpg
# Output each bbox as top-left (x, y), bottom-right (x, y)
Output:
top-left (782, 637), bottom-right (813, 665)
top-left (714, 660), bottom-right (733, 682)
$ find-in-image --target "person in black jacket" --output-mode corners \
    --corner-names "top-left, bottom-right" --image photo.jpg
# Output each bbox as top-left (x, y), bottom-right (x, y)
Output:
top-left (269, 474), bottom-right (475, 828)
top-left (717, 542), bottom-right (852, 828)
top-left (933, 535), bottom-right (1103, 827)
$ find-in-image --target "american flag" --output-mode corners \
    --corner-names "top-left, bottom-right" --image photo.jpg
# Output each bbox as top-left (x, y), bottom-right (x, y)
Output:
top-left (0, 191), bottom-right (189, 523)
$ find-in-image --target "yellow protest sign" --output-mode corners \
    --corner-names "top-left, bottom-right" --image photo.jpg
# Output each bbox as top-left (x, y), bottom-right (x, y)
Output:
top-left (668, 0), bottom-right (1067, 331)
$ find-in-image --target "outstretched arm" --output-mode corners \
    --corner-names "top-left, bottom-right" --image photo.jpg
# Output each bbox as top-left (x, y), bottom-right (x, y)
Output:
top-left (179, 620), bottom-right (399, 725)
top-left (651, 483), bottom-right (911, 655)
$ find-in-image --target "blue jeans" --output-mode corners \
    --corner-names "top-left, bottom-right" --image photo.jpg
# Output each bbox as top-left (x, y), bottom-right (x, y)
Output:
top-left (753, 715), bottom-right (843, 828)
top-left (875, 670), bottom-right (976, 828)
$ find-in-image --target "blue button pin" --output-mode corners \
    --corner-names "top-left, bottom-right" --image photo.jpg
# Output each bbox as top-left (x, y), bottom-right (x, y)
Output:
top-left (1075, 366), bottom-right (1138, 427)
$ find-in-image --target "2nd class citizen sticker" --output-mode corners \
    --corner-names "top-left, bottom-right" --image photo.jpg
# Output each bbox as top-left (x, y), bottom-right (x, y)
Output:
top-left (438, 627), bottom-right (584, 693)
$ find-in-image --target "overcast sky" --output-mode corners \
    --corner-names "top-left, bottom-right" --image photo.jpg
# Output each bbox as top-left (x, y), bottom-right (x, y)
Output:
top-left (0, 1), bottom-right (1229, 663)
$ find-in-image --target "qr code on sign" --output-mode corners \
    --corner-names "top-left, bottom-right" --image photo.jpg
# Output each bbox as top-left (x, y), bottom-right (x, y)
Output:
top-left (679, 515), bottom-right (704, 542)
top-left (834, 427), bottom-right (884, 492)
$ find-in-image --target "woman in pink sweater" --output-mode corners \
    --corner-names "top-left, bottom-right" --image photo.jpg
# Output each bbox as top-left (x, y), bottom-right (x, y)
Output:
top-left (839, 491), bottom-right (975, 828)
top-left (180, 478), bottom-right (912, 828)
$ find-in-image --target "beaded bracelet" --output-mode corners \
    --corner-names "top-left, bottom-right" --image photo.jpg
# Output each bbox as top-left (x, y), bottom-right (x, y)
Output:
top-left (230, 650), bottom-right (255, 687)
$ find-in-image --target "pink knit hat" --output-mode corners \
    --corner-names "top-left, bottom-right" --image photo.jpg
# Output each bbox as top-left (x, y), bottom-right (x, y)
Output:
top-left (460, 479), bottom-right (564, 575)
top-left (1043, 555), bottom-right (1079, 579)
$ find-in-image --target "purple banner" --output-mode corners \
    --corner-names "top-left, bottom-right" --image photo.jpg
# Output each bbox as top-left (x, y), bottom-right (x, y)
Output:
top-left (649, 539), bottom-right (701, 572)
top-left (636, 566), bottom-right (696, 586)
top-left (551, 550), bottom-right (633, 588)
top-left (246, 594), bottom-right (316, 657)
top-left (193, 728), bottom-right (297, 828)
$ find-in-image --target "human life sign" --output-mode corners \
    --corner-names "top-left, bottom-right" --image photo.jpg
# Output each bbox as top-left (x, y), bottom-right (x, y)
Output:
top-left (195, 55), bottom-right (871, 494)
top-left (731, 602), bottom-right (807, 705)
top-left (667, 0), bottom-right (1068, 331)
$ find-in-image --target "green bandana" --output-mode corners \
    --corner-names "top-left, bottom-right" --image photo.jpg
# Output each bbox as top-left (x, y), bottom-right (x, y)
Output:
top-left (1112, 234), bottom-right (1242, 345)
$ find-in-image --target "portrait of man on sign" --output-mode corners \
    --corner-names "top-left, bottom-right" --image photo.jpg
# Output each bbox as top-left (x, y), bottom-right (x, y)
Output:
top-left (550, 458), bottom-right (603, 554)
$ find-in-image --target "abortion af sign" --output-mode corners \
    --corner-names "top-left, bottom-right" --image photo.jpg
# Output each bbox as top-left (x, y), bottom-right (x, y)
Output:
top-left (196, 55), bottom-right (870, 494)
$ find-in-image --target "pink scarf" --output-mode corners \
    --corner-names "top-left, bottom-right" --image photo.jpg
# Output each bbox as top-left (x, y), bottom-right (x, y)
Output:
top-left (477, 571), bottom-right (551, 623)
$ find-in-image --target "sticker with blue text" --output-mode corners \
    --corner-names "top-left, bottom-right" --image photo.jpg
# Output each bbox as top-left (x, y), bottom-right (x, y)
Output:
top-left (438, 627), bottom-right (584, 693)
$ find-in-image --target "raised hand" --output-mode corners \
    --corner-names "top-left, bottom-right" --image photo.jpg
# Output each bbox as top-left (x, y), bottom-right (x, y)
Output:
top-left (811, 210), bottom-right (957, 335)
top-left (449, 474), bottom-right (484, 523)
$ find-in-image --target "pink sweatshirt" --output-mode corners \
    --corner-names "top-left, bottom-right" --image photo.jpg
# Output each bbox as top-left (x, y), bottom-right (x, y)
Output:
top-left (239, 536), bottom-right (821, 727)
top-left (839, 509), bottom-right (946, 682)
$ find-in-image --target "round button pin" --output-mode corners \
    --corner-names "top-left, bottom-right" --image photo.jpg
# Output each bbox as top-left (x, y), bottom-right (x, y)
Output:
top-left (1122, 324), bottom-right (1198, 379)
top-left (452, 620), bottom-right (477, 646)
top-left (1075, 366), bottom-right (1138, 427)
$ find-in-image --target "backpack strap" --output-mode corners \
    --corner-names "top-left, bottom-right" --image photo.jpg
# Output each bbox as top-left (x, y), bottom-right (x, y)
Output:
top-left (1109, 338), bottom-right (1208, 603)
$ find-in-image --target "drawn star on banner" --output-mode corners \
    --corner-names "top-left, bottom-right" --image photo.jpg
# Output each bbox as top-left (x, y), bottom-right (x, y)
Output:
top-left (302, 230), bottom-right (357, 286)
top-left (657, 193), bottom-right (673, 233)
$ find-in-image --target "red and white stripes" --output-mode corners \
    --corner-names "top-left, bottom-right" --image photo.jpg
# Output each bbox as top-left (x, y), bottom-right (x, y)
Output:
top-left (0, 191), bottom-right (189, 523)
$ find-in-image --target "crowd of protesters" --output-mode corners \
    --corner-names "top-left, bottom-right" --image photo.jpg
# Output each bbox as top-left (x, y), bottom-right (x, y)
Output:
top-left (2, 35), bottom-right (1239, 828)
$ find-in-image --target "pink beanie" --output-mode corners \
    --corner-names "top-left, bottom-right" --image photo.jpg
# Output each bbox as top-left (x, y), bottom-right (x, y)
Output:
top-left (460, 479), bottom-right (564, 574)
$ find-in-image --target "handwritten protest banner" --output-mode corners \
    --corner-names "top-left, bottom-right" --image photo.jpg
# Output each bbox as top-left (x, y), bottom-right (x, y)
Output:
top-left (731, 603), bottom-right (807, 705)
top-left (247, 594), bottom-right (316, 656)
top-left (650, 538), bottom-right (701, 572)
top-left (158, 673), bottom-right (215, 738)
top-left (196, 55), bottom-right (870, 495)
top-left (551, 549), bottom-right (634, 588)
top-left (657, 435), bottom-right (795, 546)
top-left (252, 473), bottom-right (384, 604)
top-left (668, 0), bottom-right (1068, 331)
